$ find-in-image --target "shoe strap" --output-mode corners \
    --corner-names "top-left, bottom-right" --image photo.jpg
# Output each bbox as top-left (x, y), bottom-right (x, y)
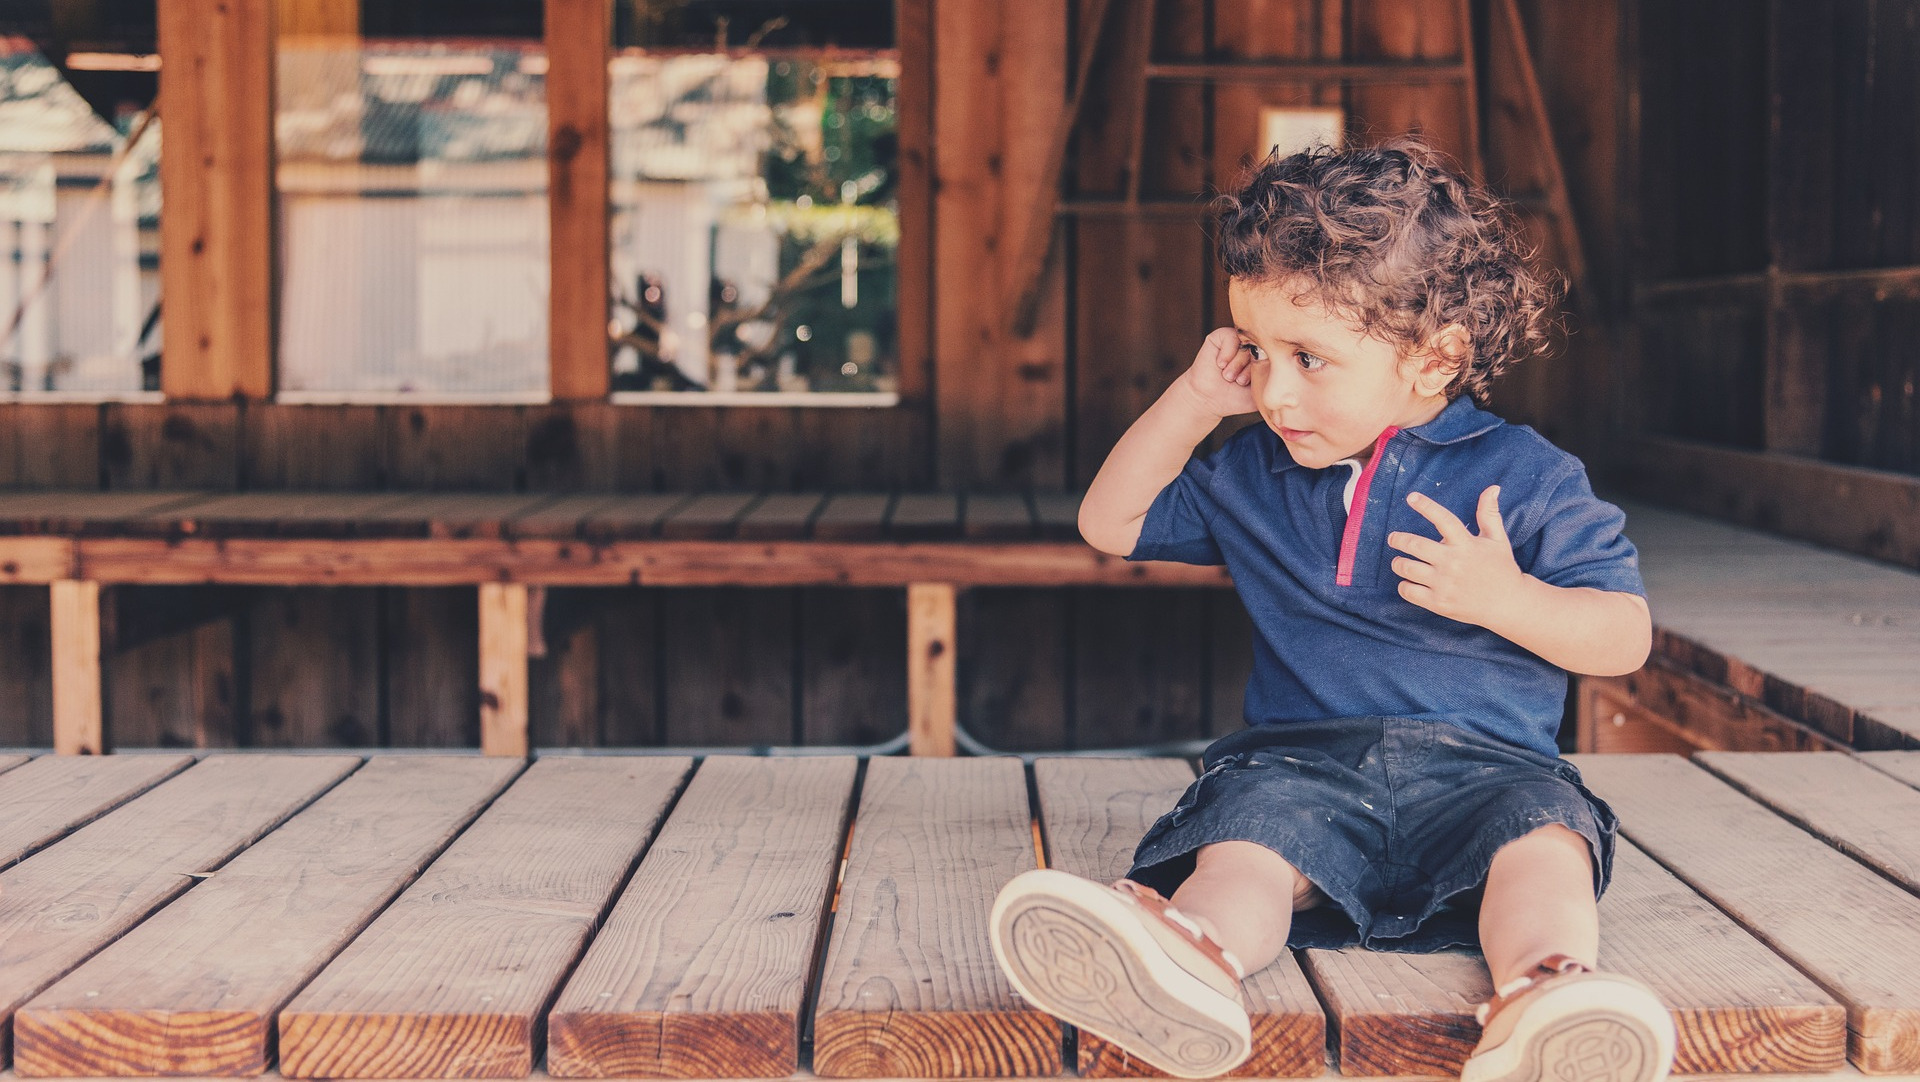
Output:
top-left (1474, 954), bottom-right (1592, 1026)
top-left (1112, 879), bottom-right (1246, 982)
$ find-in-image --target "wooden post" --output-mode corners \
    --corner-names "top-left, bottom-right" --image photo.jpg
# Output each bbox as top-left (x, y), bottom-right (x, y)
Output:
top-left (907, 583), bottom-right (956, 756)
top-left (157, 0), bottom-right (276, 399)
top-left (478, 583), bottom-right (530, 757)
top-left (51, 581), bottom-right (104, 755)
top-left (546, 0), bottom-right (612, 400)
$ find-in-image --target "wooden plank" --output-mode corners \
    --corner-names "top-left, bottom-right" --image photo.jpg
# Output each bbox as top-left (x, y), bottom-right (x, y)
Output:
top-left (0, 755), bottom-right (358, 1066)
top-left (49, 580), bottom-right (101, 755)
top-left (813, 757), bottom-right (1058, 1077)
top-left (661, 588), bottom-right (795, 747)
top-left (277, 757), bottom-right (693, 1079)
top-left (888, 493), bottom-right (962, 540)
top-left (385, 587), bottom-right (480, 748)
top-left (1073, 590), bottom-right (1207, 750)
top-left (0, 755), bottom-right (26, 775)
top-left (70, 538), bottom-right (1237, 588)
top-left (1577, 661), bottom-right (1837, 753)
top-left (245, 587), bottom-right (380, 748)
top-left (576, 493), bottom-right (694, 541)
top-left (962, 493), bottom-right (1034, 540)
top-left (1034, 758), bottom-right (1325, 1078)
top-left (383, 407), bottom-right (527, 492)
top-left (546, 0), bottom-right (612, 400)
top-left (1609, 437), bottom-right (1920, 571)
top-left (479, 583), bottom-right (531, 757)
top-left (811, 493), bottom-right (894, 541)
top-left (1573, 753), bottom-right (1920, 1073)
top-left (933, 0), bottom-right (1068, 490)
top-left (1305, 831), bottom-right (1849, 1077)
top-left (547, 756), bottom-right (857, 1078)
top-left (240, 405), bottom-right (387, 490)
top-left (0, 539), bottom-right (77, 586)
top-left (964, 590), bottom-right (1069, 751)
top-left (1030, 492), bottom-right (1081, 540)
top-left (1865, 751), bottom-right (1920, 789)
top-left (1694, 751), bottom-right (1920, 895)
top-left (907, 583), bottom-right (957, 757)
top-left (0, 493), bottom-right (211, 536)
top-left (356, 494), bottom-right (563, 541)
top-left (145, 493), bottom-right (416, 539)
top-left (506, 494), bottom-right (627, 540)
top-left (1301, 948), bottom-right (1486, 1077)
top-left (798, 588), bottom-right (908, 747)
top-left (894, 0), bottom-right (932, 406)
top-left (157, 0), bottom-right (274, 399)
top-left (0, 754), bottom-right (193, 867)
top-left (657, 493), bottom-right (762, 540)
top-left (13, 757), bottom-right (523, 1077)
top-left (735, 493), bottom-right (827, 541)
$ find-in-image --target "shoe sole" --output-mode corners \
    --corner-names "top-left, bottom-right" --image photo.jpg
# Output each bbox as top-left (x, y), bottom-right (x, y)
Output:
top-left (1463, 979), bottom-right (1674, 1082)
top-left (989, 870), bottom-right (1251, 1080)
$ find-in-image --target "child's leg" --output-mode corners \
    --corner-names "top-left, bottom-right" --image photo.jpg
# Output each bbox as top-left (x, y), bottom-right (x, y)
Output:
top-left (1476, 823), bottom-right (1599, 987)
top-left (1169, 840), bottom-right (1322, 977)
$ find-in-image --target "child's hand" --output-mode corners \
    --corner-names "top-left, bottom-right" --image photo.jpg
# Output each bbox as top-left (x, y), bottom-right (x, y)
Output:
top-left (1387, 486), bottom-right (1528, 627)
top-left (1176, 327), bottom-right (1258, 418)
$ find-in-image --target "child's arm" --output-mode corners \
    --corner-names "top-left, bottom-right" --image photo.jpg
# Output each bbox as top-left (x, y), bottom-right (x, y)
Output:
top-left (1080, 328), bottom-right (1257, 556)
top-left (1387, 487), bottom-right (1653, 676)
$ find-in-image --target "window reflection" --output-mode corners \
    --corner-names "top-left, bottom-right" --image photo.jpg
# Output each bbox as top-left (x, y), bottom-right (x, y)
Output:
top-left (0, 37), bottom-right (160, 398)
top-left (609, 2), bottom-right (898, 400)
top-left (276, 38), bottom-right (549, 400)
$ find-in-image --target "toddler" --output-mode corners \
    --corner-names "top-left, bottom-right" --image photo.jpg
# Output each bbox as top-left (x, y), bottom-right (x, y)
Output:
top-left (989, 140), bottom-right (1675, 1082)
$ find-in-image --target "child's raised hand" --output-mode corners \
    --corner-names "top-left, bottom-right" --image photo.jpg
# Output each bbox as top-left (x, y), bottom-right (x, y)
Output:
top-left (1177, 327), bottom-right (1258, 418)
top-left (1387, 486), bottom-right (1527, 627)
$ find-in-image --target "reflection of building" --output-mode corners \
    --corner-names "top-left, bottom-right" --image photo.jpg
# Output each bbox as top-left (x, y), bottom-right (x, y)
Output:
top-left (610, 54), bottom-right (776, 389)
top-left (276, 43), bottom-right (550, 399)
top-left (0, 39), bottom-right (159, 397)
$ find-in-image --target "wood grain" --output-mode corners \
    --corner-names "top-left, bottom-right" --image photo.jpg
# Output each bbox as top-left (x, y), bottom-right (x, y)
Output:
top-left (157, 0), bottom-right (274, 399)
top-left (1033, 758), bottom-right (1326, 1078)
top-left (50, 580), bottom-right (101, 755)
top-left (13, 757), bottom-right (522, 1076)
top-left (1302, 947), bottom-right (1486, 1077)
top-left (546, 0), bottom-right (612, 401)
top-left (0, 755), bottom-right (358, 1067)
top-left (1573, 753), bottom-right (1920, 1073)
top-left (813, 757), bottom-right (1059, 1077)
top-left (277, 757), bottom-right (692, 1078)
top-left (1695, 751), bottom-right (1920, 894)
top-left (1864, 751), bottom-right (1920, 789)
top-left (0, 754), bottom-right (192, 867)
top-left (907, 583), bottom-right (957, 756)
top-left (547, 757), bottom-right (857, 1077)
top-left (479, 583), bottom-right (531, 757)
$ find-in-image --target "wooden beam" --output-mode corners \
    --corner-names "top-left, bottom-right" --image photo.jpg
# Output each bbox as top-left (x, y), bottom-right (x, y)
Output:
top-left (157, 0), bottom-right (275, 400)
top-left (1604, 435), bottom-right (1920, 571)
top-left (1003, 0), bottom-right (1119, 337)
top-left (546, 0), bottom-right (612, 400)
top-left (478, 582), bottom-right (530, 756)
top-left (1494, 0), bottom-right (1590, 303)
top-left (50, 580), bottom-right (103, 755)
top-left (907, 583), bottom-right (956, 756)
top-left (63, 538), bottom-right (1236, 587)
top-left (893, 0), bottom-right (932, 404)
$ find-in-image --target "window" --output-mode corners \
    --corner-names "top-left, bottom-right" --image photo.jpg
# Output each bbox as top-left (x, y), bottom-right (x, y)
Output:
top-left (607, 1), bottom-right (898, 405)
top-left (275, 7), bottom-right (550, 401)
top-left (0, 36), bottom-right (161, 399)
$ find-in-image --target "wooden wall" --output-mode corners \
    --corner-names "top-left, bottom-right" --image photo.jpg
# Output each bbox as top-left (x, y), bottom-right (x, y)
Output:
top-left (1607, 0), bottom-right (1920, 564)
top-left (0, 0), bottom-right (1634, 750)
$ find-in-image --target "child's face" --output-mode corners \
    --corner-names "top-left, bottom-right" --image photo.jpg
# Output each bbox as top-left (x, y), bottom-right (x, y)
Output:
top-left (1228, 277), bottom-right (1457, 469)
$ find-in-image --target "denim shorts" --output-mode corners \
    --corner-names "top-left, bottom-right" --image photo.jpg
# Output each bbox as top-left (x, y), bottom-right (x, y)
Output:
top-left (1126, 717), bottom-right (1618, 953)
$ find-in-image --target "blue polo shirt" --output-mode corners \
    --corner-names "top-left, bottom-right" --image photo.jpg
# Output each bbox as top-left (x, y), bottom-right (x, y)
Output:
top-left (1127, 395), bottom-right (1644, 758)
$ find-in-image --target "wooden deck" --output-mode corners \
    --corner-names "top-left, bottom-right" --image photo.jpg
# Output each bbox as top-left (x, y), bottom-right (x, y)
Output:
top-left (1, 750), bottom-right (1916, 1080)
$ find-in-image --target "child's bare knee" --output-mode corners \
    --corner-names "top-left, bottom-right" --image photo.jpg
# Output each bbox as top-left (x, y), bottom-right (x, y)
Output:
top-left (1193, 840), bottom-right (1325, 910)
top-left (1491, 822), bottom-right (1592, 873)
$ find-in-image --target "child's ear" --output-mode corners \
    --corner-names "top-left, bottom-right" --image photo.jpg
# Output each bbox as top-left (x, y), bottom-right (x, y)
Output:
top-left (1413, 323), bottom-right (1471, 395)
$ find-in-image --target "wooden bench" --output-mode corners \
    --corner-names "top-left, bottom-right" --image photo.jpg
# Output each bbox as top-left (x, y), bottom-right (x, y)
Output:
top-left (2, 748), bottom-right (1915, 1080)
top-left (2, 491), bottom-right (1914, 762)
top-left (0, 491), bottom-right (1228, 758)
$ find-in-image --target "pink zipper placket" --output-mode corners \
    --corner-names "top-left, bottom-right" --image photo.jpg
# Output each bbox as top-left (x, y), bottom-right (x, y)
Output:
top-left (1335, 426), bottom-right (1401, 586)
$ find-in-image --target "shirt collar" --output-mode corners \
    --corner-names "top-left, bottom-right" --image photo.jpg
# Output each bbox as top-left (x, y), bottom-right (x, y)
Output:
top-left (1267, 396), bottom-right (1502, 472)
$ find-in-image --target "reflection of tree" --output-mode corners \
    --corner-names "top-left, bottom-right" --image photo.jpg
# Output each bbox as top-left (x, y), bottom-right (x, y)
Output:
top-left (611, 225), bottom-right (864, 391)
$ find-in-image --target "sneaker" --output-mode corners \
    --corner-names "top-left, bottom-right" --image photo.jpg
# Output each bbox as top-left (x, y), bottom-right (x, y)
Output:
top-left (1460, 955), bottom-right (1676, 1082)
top-left (988, 868), bottom-right (1253, 1079)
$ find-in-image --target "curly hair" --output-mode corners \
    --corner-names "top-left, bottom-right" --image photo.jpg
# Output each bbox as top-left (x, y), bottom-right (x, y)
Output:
top-left (1212, 138), bottom-right (1563, 402)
